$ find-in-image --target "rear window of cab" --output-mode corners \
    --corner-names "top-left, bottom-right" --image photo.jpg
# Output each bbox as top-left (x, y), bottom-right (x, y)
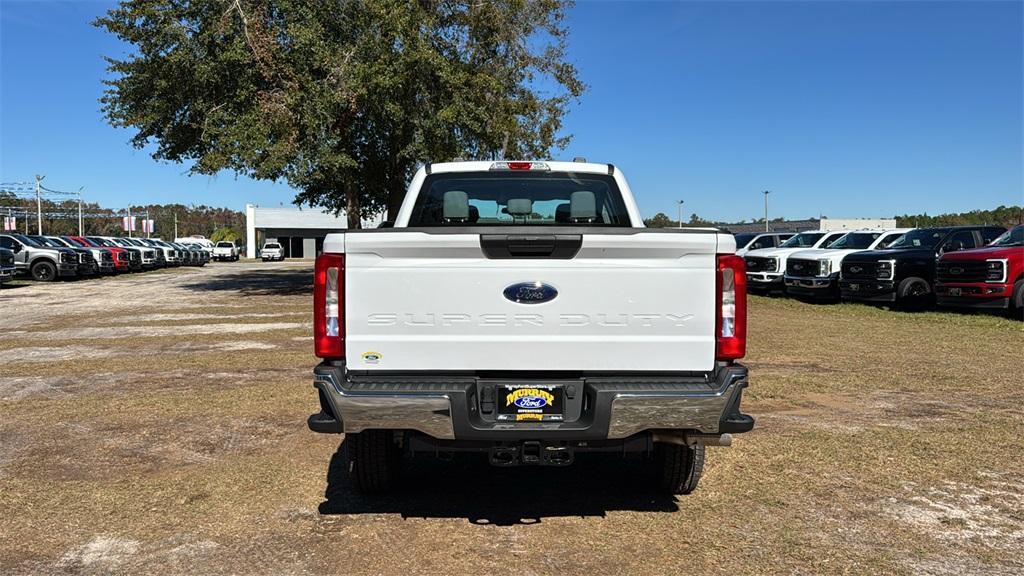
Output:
top-left (408, 171), bottom-right (631, 227)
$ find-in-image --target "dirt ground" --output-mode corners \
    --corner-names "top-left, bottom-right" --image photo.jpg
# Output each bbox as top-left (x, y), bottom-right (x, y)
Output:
top-left (1, 261), bottom-right (1022, 575)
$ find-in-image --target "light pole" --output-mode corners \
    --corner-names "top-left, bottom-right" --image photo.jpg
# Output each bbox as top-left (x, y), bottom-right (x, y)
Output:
top-left (677, 200), bottom-right (684, 229)
top-left (35, 175), bottom-right (45, 235)
top-left (77, 187), bottom-right (84, 236)
top-left (763, 190), bottom-right (771, 232)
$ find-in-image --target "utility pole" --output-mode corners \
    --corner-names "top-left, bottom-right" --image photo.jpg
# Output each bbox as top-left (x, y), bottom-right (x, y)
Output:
top-left (35, 175), bottom-right (44, 235)
top-left (677, 200), bottom-right (684, 229)
top-left (763, 190), bottom-right (771, 232)
top-left (146, 209), bottom-right (150, 238)
top-left (127, 206), bottom-right (133, 238)
top-left (174, 212), bottom-right (178, 239)
top-left (77, 187), bottom-right (84, 236)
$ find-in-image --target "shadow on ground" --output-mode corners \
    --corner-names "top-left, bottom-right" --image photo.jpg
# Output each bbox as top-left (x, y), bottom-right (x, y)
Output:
top-left (319, 441), bottom-right (680, 525)
top-left (182, 268), bottom-right (312, 296)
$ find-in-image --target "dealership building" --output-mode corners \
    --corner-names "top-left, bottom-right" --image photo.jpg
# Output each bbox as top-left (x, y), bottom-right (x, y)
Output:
top-left (244, 204), bottom-right (382, 259)
top-left (722, 217), bottom-right (898, 235)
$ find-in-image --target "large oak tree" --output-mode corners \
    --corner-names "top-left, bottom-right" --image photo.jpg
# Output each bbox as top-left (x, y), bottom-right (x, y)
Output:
top-left (97, 0), bottom-right (584, 226)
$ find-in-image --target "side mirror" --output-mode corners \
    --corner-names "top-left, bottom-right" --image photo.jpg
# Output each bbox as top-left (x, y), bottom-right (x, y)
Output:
top-left (12, 243), bottom-right (21, 253)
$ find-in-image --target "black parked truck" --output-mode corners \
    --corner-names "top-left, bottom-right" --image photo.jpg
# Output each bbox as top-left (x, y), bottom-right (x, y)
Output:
top-left (839, 225), bottom-right (1006, 309)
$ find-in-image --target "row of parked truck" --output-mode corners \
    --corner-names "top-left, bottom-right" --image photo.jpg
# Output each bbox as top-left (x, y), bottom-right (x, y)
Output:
top-left (735, 224), bottom-right (1024, 315)
top-left (0, 233), bottom-right (213, 285)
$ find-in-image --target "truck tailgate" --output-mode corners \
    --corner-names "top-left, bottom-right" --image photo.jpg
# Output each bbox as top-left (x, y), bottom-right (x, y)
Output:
top-left (344, 231), bottom-right (719, 372)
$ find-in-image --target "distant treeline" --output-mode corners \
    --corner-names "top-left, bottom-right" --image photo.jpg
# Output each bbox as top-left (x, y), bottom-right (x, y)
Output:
top-left (644, 205), bottom-right (1023, 230)
top-left (0, 193), bottom-right (244, 239)
top-left (894, 205), bottom-right (1022, 228)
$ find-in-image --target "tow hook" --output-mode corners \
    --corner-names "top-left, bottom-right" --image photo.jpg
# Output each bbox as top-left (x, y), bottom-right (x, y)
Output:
top-left (651, 431), bottom-right (733, 447)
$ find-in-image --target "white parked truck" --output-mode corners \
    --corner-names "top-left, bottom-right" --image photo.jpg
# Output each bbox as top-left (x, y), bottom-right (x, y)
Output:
top-left (212, 241), bottom-right (239, 261)
top-left (261, 241), bottom-right (284, 261)
top-left (743, 230), bottom-right (850, 293)
top-left (307, 160), bottom-right (753, 494)
top-left (784, 229), bottom-right (912, 298)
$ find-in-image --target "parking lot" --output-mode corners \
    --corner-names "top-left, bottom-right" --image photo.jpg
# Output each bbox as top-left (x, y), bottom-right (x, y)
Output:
top-left (1, 261), bottom-right (1022, 575)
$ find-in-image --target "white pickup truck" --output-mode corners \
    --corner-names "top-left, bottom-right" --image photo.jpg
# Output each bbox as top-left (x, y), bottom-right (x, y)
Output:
top-left (784, 228), bottom-right (911, 298)
top-left (308, 160), bottom-right (752, 494)
top-left (743, 230), bottom-right (850, 293)
top-left (212, 241), bottom-right (239, 261)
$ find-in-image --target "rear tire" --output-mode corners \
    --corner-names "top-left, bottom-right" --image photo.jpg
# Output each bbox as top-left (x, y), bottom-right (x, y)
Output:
top-left (897, 276), bottom-right (932, 311)
top-left (345, 430), bottom-right (400, 493)
top-left (30, 260), bottom-right (57, 282)
top-left (654, 442), bottom-right (705, 495)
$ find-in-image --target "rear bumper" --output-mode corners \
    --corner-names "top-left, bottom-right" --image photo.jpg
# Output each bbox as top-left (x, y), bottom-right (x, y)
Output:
top-left (839, 279), bottom-right (896, 302)
top-left (309, 363), bottom-right (753, 441)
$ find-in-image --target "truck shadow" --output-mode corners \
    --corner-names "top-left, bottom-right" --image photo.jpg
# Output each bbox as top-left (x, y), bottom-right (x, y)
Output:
top-left (182, 269), bottom-right (312, 296)
top-left (319, 443), bottom-right (680, 525)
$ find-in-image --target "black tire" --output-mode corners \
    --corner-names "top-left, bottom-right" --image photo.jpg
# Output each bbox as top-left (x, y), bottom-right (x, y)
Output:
top-left (30, 260), bottom-right (57, 282)
top-left (654, 442), bottom-right (705, 495)
top-left (897, 276), bottom-right (932, 311)
top-left (1011, 279), bottom-right (1024, 320)
top-left (345, 430), bottom-right (400, 493)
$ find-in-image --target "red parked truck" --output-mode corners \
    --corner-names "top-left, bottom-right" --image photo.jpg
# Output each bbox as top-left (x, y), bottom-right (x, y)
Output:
top-left (67, 236), bottom-right (131, 273)
top-left (935, 225), bottom-right (1023, 317)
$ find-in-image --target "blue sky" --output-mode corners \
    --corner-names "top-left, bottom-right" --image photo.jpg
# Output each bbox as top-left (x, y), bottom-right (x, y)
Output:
top-left (1, 1), bottom-right (1021, 222)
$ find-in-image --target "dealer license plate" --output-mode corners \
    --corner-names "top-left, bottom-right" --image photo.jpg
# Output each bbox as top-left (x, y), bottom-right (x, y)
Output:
top-left (497, 385), bottom-right (564, 422)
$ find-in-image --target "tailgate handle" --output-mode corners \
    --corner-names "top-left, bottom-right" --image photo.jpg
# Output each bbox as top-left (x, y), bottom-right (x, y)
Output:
top-left (480, 235), bottom-right (582, 259)
top-left (508, 237), bottom-right (556, 256)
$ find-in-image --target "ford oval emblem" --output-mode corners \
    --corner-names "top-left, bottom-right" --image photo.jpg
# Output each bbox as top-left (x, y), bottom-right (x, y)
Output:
top-left (950, 267), bottom-right (963, 274)
top-left (514, 395), bottom-right (549, 409)
top-left (850, 266), bottom-right (863, 273)
top-left (504, 281), bottom-right (558, 304)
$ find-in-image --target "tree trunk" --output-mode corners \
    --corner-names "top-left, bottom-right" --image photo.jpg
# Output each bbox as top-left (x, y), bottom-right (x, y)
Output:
top-left (386, 186), bottom-right (404, 224)
top-left (345, 179), bottom-right (361, 229)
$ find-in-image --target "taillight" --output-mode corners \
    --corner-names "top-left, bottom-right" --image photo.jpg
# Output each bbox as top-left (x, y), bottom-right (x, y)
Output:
top-left (314, 253), bottom-right (345, 359)
top-left (716, 254), bottom-right (747, 361)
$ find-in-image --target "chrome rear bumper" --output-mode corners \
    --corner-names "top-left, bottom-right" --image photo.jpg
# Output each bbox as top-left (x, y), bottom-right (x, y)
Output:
top-left (310, 363), bottom-right (753, 441)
